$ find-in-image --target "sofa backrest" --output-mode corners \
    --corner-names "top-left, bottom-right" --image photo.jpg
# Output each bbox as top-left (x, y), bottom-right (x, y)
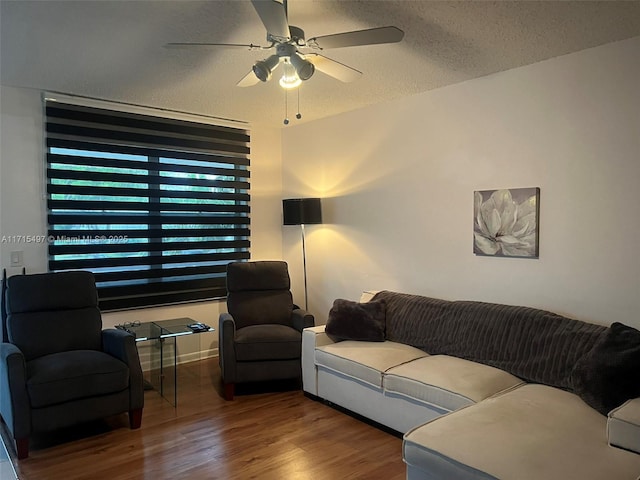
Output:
top-left (439, 300), bottom-right (606, 390)
top-left (373, 291), bottom-right (451, 346)
top-left (373, 291), bottom-right (607, 391)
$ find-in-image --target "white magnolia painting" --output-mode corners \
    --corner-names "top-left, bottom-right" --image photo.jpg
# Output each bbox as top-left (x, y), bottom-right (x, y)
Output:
top-left (473, 187), bottom-right (540, 258)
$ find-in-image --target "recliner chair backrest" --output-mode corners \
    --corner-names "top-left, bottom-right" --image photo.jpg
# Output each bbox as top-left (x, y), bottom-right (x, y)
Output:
top-left (6, 271), bottom-right (102, 361)
top-left (226, 261), bottom-right (294, 330)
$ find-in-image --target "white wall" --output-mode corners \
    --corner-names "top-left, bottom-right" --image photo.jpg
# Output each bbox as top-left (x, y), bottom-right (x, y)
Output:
top-left (0, 87), bottom-right (47, 275)
top-left (282, 36), bottom-right (640, 328)
top-left (0, 86), bottom-right (284, 361)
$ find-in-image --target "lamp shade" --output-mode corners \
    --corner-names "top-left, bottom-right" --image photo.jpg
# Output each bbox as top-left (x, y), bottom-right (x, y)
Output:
top-left (283, 198), bottom-right (322, 225)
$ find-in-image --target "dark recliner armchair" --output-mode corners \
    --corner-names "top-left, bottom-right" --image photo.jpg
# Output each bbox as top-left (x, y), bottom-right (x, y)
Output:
top-left (0, 271), bottom-right (144, 459)
top-left (219, 261), bottom-right (314, 400)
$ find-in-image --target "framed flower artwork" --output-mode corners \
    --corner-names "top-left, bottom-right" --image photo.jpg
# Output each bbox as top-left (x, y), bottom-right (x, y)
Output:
top-left (473, 187), bottom-right (540, 258)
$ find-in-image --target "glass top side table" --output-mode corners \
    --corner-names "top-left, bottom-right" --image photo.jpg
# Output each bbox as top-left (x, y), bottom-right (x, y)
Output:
top-left (116, 317), bottom-right (214, 406)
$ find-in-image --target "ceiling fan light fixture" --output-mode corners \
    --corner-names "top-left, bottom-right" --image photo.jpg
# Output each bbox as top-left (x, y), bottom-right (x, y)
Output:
top-left (279, 61), bottom-right (302, 90)
top-left (253, 54), bottom-right (280, 82)
top-left (290, 52), bottom-right (315, 81)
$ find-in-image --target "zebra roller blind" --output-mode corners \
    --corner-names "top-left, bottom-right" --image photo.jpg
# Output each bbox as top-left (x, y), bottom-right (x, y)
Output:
top-left (45, 100), bottom-right (250, 310)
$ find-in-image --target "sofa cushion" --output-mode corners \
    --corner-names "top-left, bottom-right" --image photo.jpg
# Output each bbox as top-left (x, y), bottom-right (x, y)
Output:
top-left (403, 384), bottom-right (640, 480)
top-left (608, 398), bottom-right (640, 454)
top-left (325, 298), bottom-right (386, 342)
top-left (27, 350), bottom-right (129, 408)
top-left (316, 340), bottom-right (428, 388)
top-left (234, 324), bottom-right (302, 361)
top-left (384, 355), bottom-right (524, 412)
top-left (570, 322), bottom-right (640, 415)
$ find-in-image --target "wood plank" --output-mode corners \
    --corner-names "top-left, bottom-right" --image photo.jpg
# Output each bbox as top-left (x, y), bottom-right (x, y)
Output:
top-left (5, 358), bottom-right (405, 479)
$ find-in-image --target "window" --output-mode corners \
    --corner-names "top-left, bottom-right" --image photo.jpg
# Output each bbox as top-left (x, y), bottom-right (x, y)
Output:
top-left (45, 100), bottom-right (250, 310)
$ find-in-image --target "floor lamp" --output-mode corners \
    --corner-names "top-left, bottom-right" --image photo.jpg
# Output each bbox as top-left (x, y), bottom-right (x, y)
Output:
top-left (282, 198), bottom-right (322, 311)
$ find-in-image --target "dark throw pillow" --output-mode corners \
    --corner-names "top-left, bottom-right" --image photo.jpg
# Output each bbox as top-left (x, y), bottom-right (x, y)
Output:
top-left (325, 298), bottom-right (386, 342)
top-left (570, 322), bottom-right (640, 415)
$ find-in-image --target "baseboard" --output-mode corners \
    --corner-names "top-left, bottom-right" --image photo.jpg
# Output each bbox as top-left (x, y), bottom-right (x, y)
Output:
top-left (139, 347), bottom-right (219, 372)
top-left (176, 348), bottom-right (218, 365)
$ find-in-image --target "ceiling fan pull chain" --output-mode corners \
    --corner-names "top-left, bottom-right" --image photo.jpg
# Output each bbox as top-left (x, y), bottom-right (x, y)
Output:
top-left (296, 88), bottom-right (302, 120)
top-left (284, 89), bottom-right (290, 125)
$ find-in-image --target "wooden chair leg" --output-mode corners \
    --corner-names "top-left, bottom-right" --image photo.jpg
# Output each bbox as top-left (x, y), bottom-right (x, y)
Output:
top-left (129, 408), bottom-right (143, 429)
top-left (223, 382), bottom-right (235, 401)
top-left (15, 437), bottom-right (28, 460)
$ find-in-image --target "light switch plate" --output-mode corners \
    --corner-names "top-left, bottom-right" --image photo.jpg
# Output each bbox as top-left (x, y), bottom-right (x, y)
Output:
top-left (10, 251), bottom-right (23, 267)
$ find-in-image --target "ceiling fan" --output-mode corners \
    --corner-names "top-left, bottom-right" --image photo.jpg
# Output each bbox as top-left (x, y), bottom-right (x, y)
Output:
top-left (166, 0), bottom-right (405, 90)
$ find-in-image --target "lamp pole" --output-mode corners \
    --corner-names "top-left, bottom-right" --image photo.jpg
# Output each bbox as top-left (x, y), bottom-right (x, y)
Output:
top-left (282, 197), bottom-right (321, 313)
top-left (301, 223), bottom-right (308, 311)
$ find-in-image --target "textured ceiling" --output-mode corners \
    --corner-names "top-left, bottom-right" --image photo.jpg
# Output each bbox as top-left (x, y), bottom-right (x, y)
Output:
top-left (2, 1), bottom-right (640, 128)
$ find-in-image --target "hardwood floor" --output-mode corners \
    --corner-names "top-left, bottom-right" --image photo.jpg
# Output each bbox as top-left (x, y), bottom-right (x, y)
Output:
top-left (5, 358), bottom-right (405, 480)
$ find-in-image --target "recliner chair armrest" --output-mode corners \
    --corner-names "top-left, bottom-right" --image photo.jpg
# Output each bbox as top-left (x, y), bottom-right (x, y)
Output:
top-left (292, 308), bottom-right (315, 332)
top-left (608, 398), bottom-right (640, 454)
top-left (102, 329), bottom-right (144, 410)
top-left (219, 313), bottom-right (237, 383)
top-left (0, 342), bottom-right (31, 440)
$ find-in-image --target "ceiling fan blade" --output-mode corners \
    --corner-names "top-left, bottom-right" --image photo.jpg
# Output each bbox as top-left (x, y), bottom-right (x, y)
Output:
top-left (237, 70), bottom-right (261, 88)
top-left (308, 26), bottom-right (404, 50)
top-left (165, 42), bottom-right (264, 50)
top-left (306, 54), bottom-right (362, 83)
top-left (251, 0), bottom-right (290, 41)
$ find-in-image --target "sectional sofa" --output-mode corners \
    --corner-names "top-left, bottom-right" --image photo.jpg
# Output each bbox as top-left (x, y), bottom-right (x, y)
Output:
top-left (302, 290), bottom-right (640, 479)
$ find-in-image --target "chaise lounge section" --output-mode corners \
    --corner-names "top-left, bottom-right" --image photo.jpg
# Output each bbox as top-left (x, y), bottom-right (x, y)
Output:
top-left (302, 290), bottom-right (640, 479)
